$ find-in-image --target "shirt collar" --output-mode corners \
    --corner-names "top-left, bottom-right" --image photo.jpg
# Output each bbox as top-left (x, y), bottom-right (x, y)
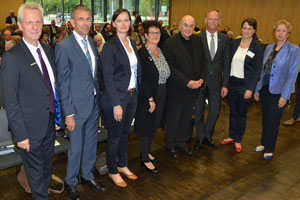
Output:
top-left (23, 38), bottom-right (42, 51)
top-left (206, 30), bottom-right (217, 37)
top-left (73, 30), bottom-right (88, 41)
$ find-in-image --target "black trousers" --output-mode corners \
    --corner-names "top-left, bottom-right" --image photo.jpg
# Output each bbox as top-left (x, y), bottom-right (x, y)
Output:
top-left (140, 84), bottom-right (167, 162)
top-left (165, 99), bottom-right (195, 150)
top-left (20, 113), bottom-right (55, 200)
top-left (260, 86), bottom-right (286, 153)
top-left (104, 91), bottom-right (137, 174)
top-left (228, 77), bottom-right (251, 143)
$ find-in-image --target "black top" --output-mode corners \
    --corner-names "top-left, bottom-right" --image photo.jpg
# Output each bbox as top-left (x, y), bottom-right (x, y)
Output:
top-left (180, 33), bottom-right (194, 64)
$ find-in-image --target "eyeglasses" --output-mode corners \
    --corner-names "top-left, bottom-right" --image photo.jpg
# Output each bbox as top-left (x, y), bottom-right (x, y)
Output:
top-left (148, 31), bottom-right (161, 35)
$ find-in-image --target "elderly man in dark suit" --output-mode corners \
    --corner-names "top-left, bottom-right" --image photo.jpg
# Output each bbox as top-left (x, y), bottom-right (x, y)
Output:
top-left (163, 15), bottom-right (206, 158)
top-left (1, 2), bottom-right (60, 199)
top-left (55, 4), bottom-right (106, 200)
top-left (194, 10), bottom-right (230, 150)
top-left (5, 10), bottom-right (17, 24)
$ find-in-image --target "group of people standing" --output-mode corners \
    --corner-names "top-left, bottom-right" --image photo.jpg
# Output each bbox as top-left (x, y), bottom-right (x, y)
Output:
top-left (1, 2), bottom-right (299, 200)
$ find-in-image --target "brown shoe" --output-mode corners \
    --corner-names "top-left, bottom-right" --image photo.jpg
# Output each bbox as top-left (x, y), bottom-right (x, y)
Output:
top-left (117, 167), bottom-right (138, 180)
top-left (108, 173), bottom-right (127, 188)
top-left (283, 118), bottom-right (296, 126)
top-left (297, 117), bottom-right (300, 122)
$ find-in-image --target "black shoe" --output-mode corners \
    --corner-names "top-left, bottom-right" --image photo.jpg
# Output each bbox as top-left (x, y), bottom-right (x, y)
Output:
top-left (203, 138), bottom-right (216, 148)
top-left (65, 182), bottom-right (80, 200)
top-left (141, 161), bottom-right (158, 173)
top-left (80, 177), bottom-right (106, 192)
top-left (176, 146), bottom-right (192, 155)
top-left (150, 157), bottom-right (159, 164)
top-left (166, 149), bottom-right (178, 159)
top-left (194, 139), bottom-right (203, 150)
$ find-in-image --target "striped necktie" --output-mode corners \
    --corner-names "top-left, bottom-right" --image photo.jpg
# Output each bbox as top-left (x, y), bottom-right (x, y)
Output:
top-left (81, 39), bottom-right (93, 77)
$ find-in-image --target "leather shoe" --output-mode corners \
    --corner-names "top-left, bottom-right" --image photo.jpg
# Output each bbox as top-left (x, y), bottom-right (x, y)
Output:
top-left (203, 138), bottom-right (216, 148)
top-left (220, 139), bottom-right (235, 145)
top-left (65, 182), bottom-right (80, 200)
top-left (141, 162), bottom-right (158, 173)
top-left (81, 177), bottom-right (106, 192)
top-left (108, 173), bottom-right (127, 188)
top-left (176, 146), bottom-right (192, 155)
top-left (283, 118), bottom-right (297, 126)
top-left (194, 139), bottom-right (203, 150)
top-left (150, 157), bottom-right (159, 163)
top-left (166, 149), bottom-right (178, 159)
top-left (117, 168), bottom-right (138, 180)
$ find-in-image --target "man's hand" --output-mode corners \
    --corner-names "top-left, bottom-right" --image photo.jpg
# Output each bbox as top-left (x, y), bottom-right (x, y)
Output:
top-left (254, 92), bottom-right (260, 101)
top-left (278, 97), bottom-right (287, 108)
top-left (65, 116), bottom-right (75, 132)
top-left (221, 87), bottom-right (228, 98)
top-left (114, 105), bottom-right (123, 122)
top-left (244, 90), bottom-right (253, 99)
top-left (17, 139), bottom-right (30, 152)
top-left (187, 79), bottom-right (203, 89)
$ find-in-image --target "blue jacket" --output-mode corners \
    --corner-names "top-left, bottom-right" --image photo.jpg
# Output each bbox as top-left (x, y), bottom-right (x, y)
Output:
top-left (255, 41), bottom-right (300, 99)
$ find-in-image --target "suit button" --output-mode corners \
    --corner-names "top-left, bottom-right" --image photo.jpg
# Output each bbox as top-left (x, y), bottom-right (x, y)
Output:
top-left (46, 108), bottom-right (49, 110)
top-left (46, 94), bottom-right (49, 97)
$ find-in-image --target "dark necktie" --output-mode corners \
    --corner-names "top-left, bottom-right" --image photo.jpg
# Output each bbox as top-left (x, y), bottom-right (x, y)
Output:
top-left (36, 48), bottom-right (55, 113)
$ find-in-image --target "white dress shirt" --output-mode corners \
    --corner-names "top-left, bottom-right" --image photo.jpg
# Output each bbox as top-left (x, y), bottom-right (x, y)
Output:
top-left (206, 30), bottom-right (218, 54)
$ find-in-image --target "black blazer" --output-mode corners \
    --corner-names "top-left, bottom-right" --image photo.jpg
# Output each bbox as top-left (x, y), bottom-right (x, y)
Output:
top-left (1, 40), bottom-right (57, 142)
top-left (5, 16), bottom-right (17, 24)
top-left (230, 38), bottom-right (263, 92)
top-left (134, 46), bottom-right (168, 136)
top-left (101, 35), bottom-right (142, 108)
top-left (199, 31), bottom-right (230, 90)
top-left (163, 34), bottom-right (206, 103)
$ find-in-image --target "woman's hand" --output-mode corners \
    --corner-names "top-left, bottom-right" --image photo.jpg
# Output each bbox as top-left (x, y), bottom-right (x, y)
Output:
top-left (113, 105), bottom-right (123, 122)
top-left (254, 92), bottom-right (260, 101)
top-left (244, 90), bottom-right (253, 99)
top-left (278, 97), bottom-right (287, 108)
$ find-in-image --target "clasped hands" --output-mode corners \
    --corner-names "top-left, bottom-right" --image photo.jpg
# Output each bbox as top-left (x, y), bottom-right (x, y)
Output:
top-left (187, 79), bottom-right (204, 89)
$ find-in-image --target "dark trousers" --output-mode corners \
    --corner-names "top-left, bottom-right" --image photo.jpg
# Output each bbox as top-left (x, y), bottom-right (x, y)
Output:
top-left (66, 96), bottom-right (99, 185)
top-left (20, 113), bottom-right (55, 200)
top-left (104, 92), bottom-right (137, 174)
top-left (228, 77), bottom-right (251, 143)
top-left (165, 99), bottom-right (195, 150)
top-left (292, 73), bottom-right (300, 119)
top-left (260, 86), bottom-right (286, 153)
top-left (195, 81), bottom-right (221, 140)
top-left (140, 84), bottom-right (166, 162)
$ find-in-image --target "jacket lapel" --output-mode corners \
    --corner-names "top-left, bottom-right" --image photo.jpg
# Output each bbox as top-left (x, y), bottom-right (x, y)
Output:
top-left (113, 36), bottom-right (131, 75)
top-left (214, 32), bottom-right (223, 60)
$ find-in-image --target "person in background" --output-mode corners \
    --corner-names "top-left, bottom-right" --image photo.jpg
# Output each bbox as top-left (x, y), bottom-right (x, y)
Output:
top-left (94, 34), bottom-right (105, 55)
top-left (40, 32), bottom-right (51, 45)
top-left (134, 20), bottom-right (170, 173)
top-left (101, 8), bottom-right (141, 188)
top-left (133, 11), bottom-right (142, 32)
top-left (6, 10), bottom-right (17, 24)
top-left (254, 20), bottom-right (300, 159)
top-left (101, 23), bottom-right (111, 41)
top-left (220, 18), bottom-right (263, 153)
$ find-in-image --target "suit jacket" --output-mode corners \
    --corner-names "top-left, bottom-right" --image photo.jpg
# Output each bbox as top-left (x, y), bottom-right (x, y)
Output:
top-left (55, 33), bottom-right (100, 118)
top-left (134, 46), bottom-right (168, 136)
top-left (256, 41), bottom-right (300, 99)
top-left (5, 16), bottom-right (17, 24)
top-left (199, 31), bottom-right (230, 90)
top-left (0, 40), bottom-right (57, 142)
top-left (100, 35), bottom-right (141, 108)
top-left (230, 38), bottom-right (263, 92)
top-left (163, 33), bottom-right (206, 103)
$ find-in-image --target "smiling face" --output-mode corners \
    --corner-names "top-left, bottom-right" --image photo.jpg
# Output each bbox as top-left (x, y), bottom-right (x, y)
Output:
top-left (205, 11), bottom-right (220, 33)
top-left (112, 11), bottom-right (131, 34)
top-left (145, 26), bottom-right (161, 46)
top-left (274, 24), bottom-right (289, 42)
top-left (18, 8), bottom-right (43, 46)
top-left (70, 9), bottom-right (91, 38)
top-left (179, 15), bottom-right (195, 39)
top-left (241, 22), bottom-right (256, 40)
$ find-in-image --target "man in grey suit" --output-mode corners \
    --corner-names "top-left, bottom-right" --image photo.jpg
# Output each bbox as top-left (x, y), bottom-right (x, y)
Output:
top-left (55, 5), bottom-right (106, 200)
top-left (1, 3), bottom-right (60, 199)
top-left (194, 10), bottom-right (230, 150)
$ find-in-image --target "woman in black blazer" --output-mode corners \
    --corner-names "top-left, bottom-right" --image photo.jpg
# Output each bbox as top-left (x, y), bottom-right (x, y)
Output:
top-left (134, 21), bottom-right (170, 173)
top-left (220, 18), bottom-right (263, 152)
top-left (101, 9), bottom-right (141, 187)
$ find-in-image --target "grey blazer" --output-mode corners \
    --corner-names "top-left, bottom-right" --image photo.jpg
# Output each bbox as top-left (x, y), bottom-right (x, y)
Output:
top-left (55, 33), bottom-right (100, 118)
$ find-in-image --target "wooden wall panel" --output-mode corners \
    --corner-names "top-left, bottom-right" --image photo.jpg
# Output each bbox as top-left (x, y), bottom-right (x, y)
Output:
top-left (0, 0), bottom-right (23, 29)
top-left (171, 0), bottom-right (300, 45)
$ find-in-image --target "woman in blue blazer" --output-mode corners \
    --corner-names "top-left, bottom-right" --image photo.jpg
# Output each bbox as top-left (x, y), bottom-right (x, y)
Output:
top-left (220, 18), bottom-right (263, 152)
top-left (101, 9), bottom-right (141, 187)
top-left (254, 20), bottom-right (300, 159)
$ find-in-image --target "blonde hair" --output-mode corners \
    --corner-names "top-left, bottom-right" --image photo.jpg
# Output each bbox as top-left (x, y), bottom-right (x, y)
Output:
top-left (273, 20), bottom-right (292, 34)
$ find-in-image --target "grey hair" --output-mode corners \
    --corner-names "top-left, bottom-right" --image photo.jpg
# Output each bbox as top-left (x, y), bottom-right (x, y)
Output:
top-left (205, 10), bottom-right (221, 20)
top-left (71, 4), bottom-right (90, 19)
top-left (18, 2), bottom-right (43, 23)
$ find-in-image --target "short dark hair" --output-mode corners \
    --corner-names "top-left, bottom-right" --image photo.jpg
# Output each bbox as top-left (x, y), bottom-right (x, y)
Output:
top-left (241, 18), bottom-right (257, 30)
top-left (111, 8), bottom-right (132, 35)
top-left (71, 4), bottom-right (90, 19)
top-left (143, 20), bottom-right (161, 34)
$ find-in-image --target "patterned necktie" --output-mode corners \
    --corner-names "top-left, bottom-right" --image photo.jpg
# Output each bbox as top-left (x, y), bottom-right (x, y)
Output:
top-left (36, 48), bottom-right (55, 113)
top-left (81, 39), bottom-right (93, 77)
top-left (210, 34), bottom-right (215, 60)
